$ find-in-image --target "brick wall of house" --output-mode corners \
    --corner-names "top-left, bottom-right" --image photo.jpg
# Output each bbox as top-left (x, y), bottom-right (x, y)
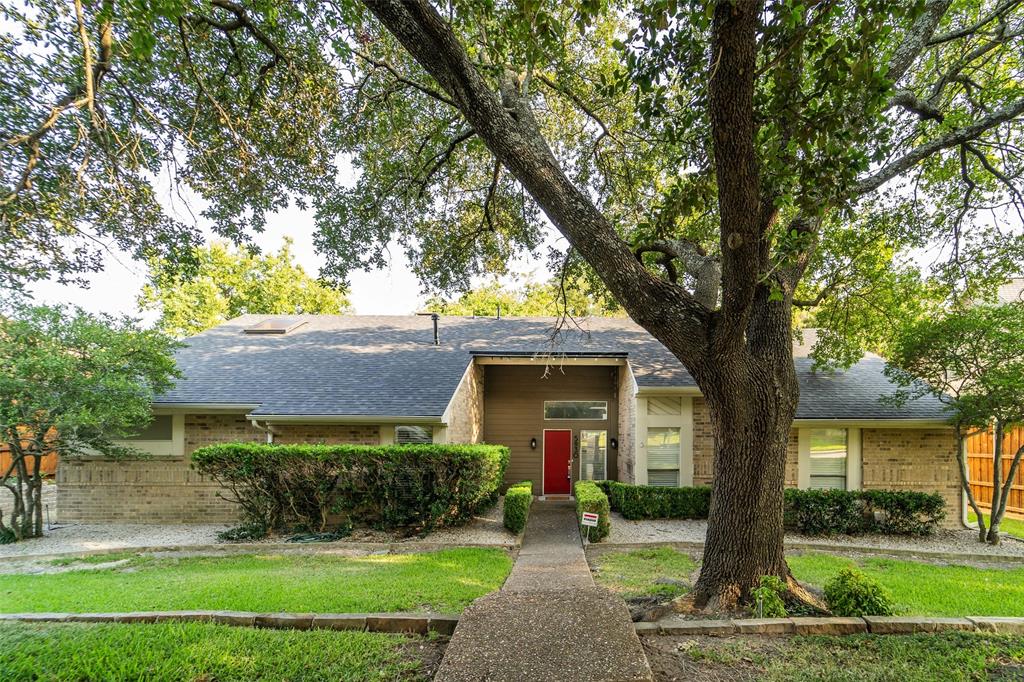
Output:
top-left (862, 428), bottom-right (961, 526)
top-left (58, 414), bottom-right (380, 524)
top-left (445, 362), bottom-right (484, 444)
top-left (693, 398), bottom-right (714, 486)
top-left (688, 411), bottom-right (960, 525)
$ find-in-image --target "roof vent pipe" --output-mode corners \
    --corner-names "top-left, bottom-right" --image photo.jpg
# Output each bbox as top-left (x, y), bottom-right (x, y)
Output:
top-left (431, 313), bottom-right (440, 345)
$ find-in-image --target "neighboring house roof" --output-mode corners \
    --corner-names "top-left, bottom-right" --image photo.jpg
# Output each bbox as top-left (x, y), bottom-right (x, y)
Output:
top-left (154, 314), bottom-right (949, 422)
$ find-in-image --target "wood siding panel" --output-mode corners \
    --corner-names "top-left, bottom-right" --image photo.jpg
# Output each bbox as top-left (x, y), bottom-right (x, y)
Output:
top-left (483, 365), bottom-right (619, 492)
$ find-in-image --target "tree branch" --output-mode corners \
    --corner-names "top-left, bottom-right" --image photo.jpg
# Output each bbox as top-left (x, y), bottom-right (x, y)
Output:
top-left (360, 0), bottom-right (711, 364)
top-left (855, 97), bottom-right (1024, 195)
top-left (888, 0), bottom-right (953, 83)
top-left (928, 0), bottom-right (1023, 45)
top-left (352, 49), bottom-right (456, 107)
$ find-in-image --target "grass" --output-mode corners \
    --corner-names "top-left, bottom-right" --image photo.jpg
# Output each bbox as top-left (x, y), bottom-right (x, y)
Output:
top-left (592, 547), bottom-right (696, 600)
top-left (590, 547), bottom-right (1024, 616)
top-left (0, 548), bottom-right (511, 614)
top-left (0, 621), bottom-right (426, 681)
top-left (967, 510), bottom-right (1024, 540)
top-left (654, 631), bottom-right (1024, 681)
top-left (788, 552), bottom-right (1024, 617)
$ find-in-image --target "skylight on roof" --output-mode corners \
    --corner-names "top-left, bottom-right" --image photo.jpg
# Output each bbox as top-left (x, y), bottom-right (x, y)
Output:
top-left (242, 318), bottom-right (306, 334)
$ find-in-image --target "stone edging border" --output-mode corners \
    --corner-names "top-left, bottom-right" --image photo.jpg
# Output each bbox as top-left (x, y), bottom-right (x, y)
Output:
top-left (587, 540), bottom-right (1024, 564)
top-left (635, 615), bottom-right (1024, 637)
top-left (0, 541), bottom-right (517, 564)
top-left (0, 611), bottom-right (459, 635)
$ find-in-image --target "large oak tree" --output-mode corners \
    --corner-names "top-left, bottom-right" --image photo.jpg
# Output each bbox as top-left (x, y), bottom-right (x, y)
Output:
top-left (2, 0), bottom-right (1023, 606)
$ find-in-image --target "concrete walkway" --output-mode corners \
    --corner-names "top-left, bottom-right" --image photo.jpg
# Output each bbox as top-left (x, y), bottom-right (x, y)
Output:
top-left (435, 501), bottom-right (652, 681)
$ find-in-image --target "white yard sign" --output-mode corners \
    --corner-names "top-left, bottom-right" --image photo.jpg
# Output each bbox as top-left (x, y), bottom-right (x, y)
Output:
top-left (580, 512), bottom-right (599, 528)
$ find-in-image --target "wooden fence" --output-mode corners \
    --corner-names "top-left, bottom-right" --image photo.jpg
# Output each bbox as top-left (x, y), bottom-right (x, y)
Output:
top-left (0, 446), bottom-right (57, 478)
top-left (968, 427), bottom-right (1024, 516)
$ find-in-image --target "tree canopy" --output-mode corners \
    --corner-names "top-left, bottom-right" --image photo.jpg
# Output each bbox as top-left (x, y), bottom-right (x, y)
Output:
top-left (139, 238), bottom-right (351, 337)
top-left (886, 301), bottom-right (1024, 544)
top-left (425, 277), bottom-right (623, 318)
top-left (0, 304), bottom-right (180, 540)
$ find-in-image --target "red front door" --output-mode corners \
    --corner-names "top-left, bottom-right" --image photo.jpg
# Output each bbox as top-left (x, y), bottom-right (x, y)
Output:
top-left (543, 430), bottom-right (572, 495)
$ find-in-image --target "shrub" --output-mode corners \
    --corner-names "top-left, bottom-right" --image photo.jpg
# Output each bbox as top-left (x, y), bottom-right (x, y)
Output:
top-left (824, 568), bottom-right (896, 617)
top-left (858, 489), bottom-right (946, 535)
top-left (574, 480), bottom-right (611, 541)
top-left (503, 481), bottom-right (533, 534)
top-left (784, 489), bottom-right (945, 536)
top-left (192, 443), bottom-right (508, 535)
top-left (751, 575), bottom-right (788, 618)
top-left (605, 482), bottom-right (711, 520)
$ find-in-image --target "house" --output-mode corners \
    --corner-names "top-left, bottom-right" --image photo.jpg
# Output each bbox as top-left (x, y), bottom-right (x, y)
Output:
top-left (57, 315), bottom-right (961, 526)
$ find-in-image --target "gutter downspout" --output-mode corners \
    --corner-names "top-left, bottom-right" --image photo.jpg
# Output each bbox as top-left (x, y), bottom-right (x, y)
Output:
top-left (250, 419), bottom-right (275, 444)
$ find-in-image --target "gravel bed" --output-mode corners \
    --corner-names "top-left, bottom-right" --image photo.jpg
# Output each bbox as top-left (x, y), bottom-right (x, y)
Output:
top-left (605, 513), bottom-right (1024, 559)
top-left (0, 499), bottom-right (514, 561)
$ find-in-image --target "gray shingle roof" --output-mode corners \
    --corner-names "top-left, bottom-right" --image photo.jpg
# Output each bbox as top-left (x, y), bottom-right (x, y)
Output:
top-left (155, 314), bottom-right (948, 421)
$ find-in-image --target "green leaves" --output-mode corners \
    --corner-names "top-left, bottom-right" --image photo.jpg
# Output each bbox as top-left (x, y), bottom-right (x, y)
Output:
top-left (138, 237), bottom-right (351, 338)
top-left (0, 303), bottom-right (181, 461)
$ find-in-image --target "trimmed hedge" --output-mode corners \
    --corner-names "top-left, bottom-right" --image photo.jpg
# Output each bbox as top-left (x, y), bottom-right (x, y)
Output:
top-left (503, 481), bottom-right (533, 534)
top-left (595, 481), bottom-right (944, 536)
top-left (784, 488), bottom-right (945, 536)
top-left (191, 443), bottom-right (508, 535)
top-left (574, 480), bottom-right (610, 541)
top-left (603, 481), bottom-right (711, 520)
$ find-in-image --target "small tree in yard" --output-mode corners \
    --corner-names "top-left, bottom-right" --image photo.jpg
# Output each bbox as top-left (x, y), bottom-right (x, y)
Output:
top-left (886, 302), bottom-right (1024, 545)
top-left (0, 305), bottom-right (179, 542)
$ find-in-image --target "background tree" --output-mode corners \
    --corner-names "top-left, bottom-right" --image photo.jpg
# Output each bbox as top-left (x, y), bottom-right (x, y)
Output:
top-left (0, 305), bottom-right (179, 541)
top-left (2, 0), bottom-right (1023, 606)
top-left (886, 302), bottom-right (1024, 545)
top-left (425, 277), bottom-right (623, 318)
top-left (139, 238), bottom-right (351, 337)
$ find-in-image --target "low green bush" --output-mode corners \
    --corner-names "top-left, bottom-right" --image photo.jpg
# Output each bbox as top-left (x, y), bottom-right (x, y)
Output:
top-left (574, 480), bottom-right (610, 541)
top-left (503, 481), bottom-right (533, 534)
top-left (192, 443), bottom-right (508, 535)
top-left (784, 489), bottom-right (945, 536)
top-left (604, 481), bottom-right (711, 520)
top-left (824, 568), bottom-right (896, 617)
top-left (751, 575), bottom-right (788, 618)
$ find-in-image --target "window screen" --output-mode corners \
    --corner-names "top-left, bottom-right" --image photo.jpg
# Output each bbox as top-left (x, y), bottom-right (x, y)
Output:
top-left (543, 401), bottom-right (608, 420)
top-left (395, 425), bottom-right (433, 444)
top-left (809, 428), bottom-right (848, 490)
top-left (646, 427), bottom-right (680, 487)
top-left (579, 430), bottom-right (607, 481)
top-left (123, 415), bottom-right (173, 441)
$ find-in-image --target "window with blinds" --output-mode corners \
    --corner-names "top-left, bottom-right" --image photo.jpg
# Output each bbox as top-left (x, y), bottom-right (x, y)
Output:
top-left (646, 427), bottom-right (680, 487)
top-left (395, 425), bottom-right (433, 444)
top-left (579, 430), bottom-right (607, 481)
top-left (809, 428), bottom-right (847, 490)
top-left (646, 397), bottom-right (682, 416)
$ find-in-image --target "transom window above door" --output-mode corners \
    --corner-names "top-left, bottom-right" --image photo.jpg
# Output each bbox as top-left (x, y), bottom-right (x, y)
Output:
top-left (543, 400), bottom-right (608, 420)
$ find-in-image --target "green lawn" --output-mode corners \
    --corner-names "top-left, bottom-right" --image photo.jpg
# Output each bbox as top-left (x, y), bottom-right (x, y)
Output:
top-left (589, 547), bottom-right (1024, 617)
top-left (592, 547), bottom-right (696, 600)
top-left (967, 510), bottom-right (1024, 540)
top-left (788, 553), bottom-right (1024, 617)
top-left (650, 631), bottom-right (1024, 681)
top-left (0, 548), bottom-right (511, 614)
top-left (0, 621), bottom-right (427, 681)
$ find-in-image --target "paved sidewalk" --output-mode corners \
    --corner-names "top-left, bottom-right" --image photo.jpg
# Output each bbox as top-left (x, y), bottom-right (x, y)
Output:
top-left (435, 501), bottom-right (652, 682)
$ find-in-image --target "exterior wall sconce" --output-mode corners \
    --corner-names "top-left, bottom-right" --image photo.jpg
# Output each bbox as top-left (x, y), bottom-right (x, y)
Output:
top-left (610, 437), bottom-right (618, 450)
top-left (530, 437), bottom-right (537, 450)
